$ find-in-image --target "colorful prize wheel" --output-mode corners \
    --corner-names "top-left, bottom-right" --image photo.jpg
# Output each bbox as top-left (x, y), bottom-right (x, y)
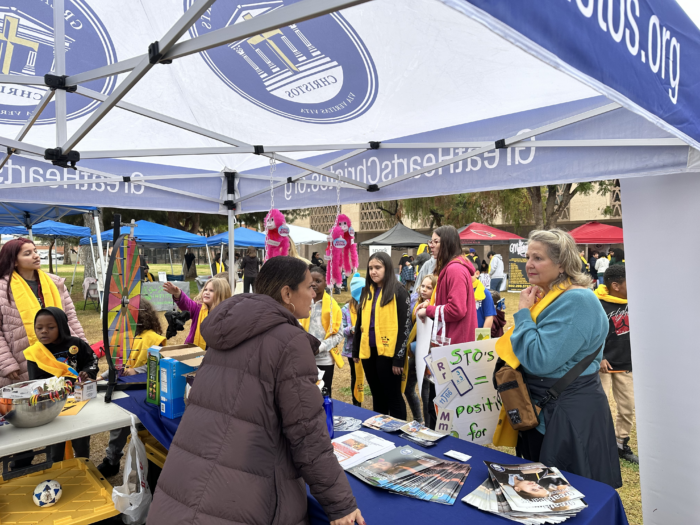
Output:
top-left (102, 234), bottom-right (141, 372)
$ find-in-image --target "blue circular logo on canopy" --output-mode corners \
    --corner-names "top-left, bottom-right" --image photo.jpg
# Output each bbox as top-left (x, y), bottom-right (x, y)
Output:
top-left (0, 0), bottom-right (116, 125)
top-left (186, 0), bottom-right (378, 124)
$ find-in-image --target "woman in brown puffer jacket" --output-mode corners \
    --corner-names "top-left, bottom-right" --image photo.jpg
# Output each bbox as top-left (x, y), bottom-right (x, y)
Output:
top-left (149, 256), bottom-right (364, 525)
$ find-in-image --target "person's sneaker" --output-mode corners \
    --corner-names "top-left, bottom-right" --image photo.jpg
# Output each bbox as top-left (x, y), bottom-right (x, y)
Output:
top-left (96, 457), bottom-right (120, 477)
top-left (618, 438), bottom-right (639, 464)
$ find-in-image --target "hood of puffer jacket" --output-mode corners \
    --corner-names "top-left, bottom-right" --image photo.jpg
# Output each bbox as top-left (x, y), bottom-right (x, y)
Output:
top-left (201, 293), bottom-right (320, 354)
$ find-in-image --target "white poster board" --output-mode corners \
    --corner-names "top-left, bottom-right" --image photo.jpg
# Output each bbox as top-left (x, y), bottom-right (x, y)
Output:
top-left (369, 245), bottom-right (391, 257)
top-left (429, 337), bottom-right (501, 445)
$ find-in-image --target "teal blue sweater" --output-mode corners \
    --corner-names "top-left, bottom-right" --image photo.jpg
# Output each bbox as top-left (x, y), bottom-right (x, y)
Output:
top-left (511, 289), bottom-right (608, 433)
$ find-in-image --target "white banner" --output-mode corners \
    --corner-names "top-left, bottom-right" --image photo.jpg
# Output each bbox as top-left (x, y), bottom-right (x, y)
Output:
top-left (429, 337), bottom-right (501, 445)
top-left (369, 245), bottom-right (391, 257)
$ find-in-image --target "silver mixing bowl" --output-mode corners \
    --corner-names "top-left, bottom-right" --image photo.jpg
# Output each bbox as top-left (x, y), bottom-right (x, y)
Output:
top-left (1, 389), bottom-right (69, 428)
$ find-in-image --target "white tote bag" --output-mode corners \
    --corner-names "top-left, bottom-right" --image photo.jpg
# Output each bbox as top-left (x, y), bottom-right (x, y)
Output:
top-left (112, 416), bottom-right (152, 525)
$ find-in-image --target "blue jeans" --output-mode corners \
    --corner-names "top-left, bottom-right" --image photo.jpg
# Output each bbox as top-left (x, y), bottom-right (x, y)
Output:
top-left (490, 277), bottom-right (503, 291)
top-left (598, 275), bottom-right (605, 285)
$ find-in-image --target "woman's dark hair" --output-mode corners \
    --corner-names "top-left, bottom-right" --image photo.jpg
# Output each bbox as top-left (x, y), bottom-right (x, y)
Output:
top-left (487, 251), bottom-right (496, 258)
top-left (214, 253), bottom-right (221, 262)
top-left (137, 299), bottom-right (163, 336)
top-left (433, 225), bottom-right (463, 276)
top-left (613, 248), bottom-right (625, 261)
top-left (309, 264), bottom-right (326, 278)
top-left (480, 260), bottom-right (488, 271)
top-left (256, 256), bottom-right (309, 303)
top-left (0, 238), bottom-right (35, 302)
top-left (312, 252), bottom-right (319, 258)
top-left (361, 251), bottom-right (400, 308)
top-left (246, 246), bottom-right (256, 257)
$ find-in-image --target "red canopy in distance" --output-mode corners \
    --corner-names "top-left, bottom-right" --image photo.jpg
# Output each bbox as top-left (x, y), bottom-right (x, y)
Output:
top-left (459, 222), bottom-right (524, 245)
top-left (568, 221), bottom-right (624, 244)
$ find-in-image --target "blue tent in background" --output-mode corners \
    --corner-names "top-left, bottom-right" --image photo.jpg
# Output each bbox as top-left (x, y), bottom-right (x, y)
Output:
top-left (79, 220), bottom-right (206, 248)
top-left (207, 229), bottom-right (265, 248)
top-left (0, 220), bottom-right (91, 238)
top-left (0, 204), bottom-right (96, 229)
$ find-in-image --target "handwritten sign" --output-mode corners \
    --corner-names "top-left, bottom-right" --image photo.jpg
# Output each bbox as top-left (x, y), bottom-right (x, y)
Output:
top-left (507, 241), bottom-right (528, 292)
top-left (142, 281), bottom-right (190, 311)
top-left (430, 338), bottom-right (501, 445)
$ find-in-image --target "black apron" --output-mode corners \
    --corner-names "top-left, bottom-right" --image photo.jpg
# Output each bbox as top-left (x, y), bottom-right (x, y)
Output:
top-left (519, 372), bottom-right (623, 489)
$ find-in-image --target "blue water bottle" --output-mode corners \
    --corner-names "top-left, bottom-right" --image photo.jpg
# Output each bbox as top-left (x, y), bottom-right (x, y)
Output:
top-left (322, 387), bottom-right (334, 439)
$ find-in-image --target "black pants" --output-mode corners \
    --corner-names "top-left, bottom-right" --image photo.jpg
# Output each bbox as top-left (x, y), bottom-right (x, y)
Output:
top-left (349, 360), bottom-right (362, 407)
top-left (421, 381), bottom-right (437, 430)
top-left (318, 364), bottom-right (335, 398)
top-left (516, 428), bottom-right (545, 462)
top-left (10, 436), bottom-right (91, 470)
top-left (243, 276), bottom-right (256, 293)
top-left (362, 346), bottom-right (407, 419)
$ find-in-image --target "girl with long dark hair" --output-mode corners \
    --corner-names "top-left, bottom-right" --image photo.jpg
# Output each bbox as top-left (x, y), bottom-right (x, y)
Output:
top-left (352, 252), bottom-right (411, 419)
top-left (416, 225), bottom-right (478, 345)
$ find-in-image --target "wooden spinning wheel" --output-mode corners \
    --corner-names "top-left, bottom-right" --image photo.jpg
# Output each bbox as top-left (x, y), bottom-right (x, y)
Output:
top-left (103, 234), bottom-right (141, 372)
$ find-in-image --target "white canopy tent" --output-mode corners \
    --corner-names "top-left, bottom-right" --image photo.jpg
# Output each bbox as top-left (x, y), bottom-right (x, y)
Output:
top-left (0, 1), bottom-right (697, 521)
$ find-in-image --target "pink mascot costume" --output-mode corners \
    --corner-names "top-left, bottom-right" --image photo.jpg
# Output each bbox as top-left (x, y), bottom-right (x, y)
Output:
top-left (326, 214), bottom-right (358, 288)
top-left (264, 209), bottom-right (290, 261)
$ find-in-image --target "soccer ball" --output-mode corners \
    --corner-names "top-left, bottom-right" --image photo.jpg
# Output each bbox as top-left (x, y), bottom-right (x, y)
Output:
top-left (32, 480), bottom-right (62, 507)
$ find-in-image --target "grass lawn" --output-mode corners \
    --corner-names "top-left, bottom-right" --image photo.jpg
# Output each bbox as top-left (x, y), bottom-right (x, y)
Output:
top-left (59, 265), bottom-right (642, 523)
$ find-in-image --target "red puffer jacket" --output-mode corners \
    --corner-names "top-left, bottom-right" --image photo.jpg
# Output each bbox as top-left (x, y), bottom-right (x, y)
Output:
top-left (148, 294), bottom-right (357, 525)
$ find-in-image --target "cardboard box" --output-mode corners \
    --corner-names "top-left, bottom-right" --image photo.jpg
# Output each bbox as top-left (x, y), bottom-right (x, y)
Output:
top-left (73, 380), bottom-right (97, 401)
top-left (146, 344), bottom-right (200, 406)
top-left (158, 346), bottom-right (206, 419)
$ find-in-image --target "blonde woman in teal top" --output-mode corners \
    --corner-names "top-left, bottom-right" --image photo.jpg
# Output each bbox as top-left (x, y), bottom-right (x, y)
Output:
top-left (511, 229), bottom-right (622, 489)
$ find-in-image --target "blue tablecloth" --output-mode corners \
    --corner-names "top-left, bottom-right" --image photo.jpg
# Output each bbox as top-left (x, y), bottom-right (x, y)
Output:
top-left (113, 391), bottom-right (628, 525)
top-left (112, 388), bottom-right (180, 448)
top-left (307, 403), bottom-right (629, 525)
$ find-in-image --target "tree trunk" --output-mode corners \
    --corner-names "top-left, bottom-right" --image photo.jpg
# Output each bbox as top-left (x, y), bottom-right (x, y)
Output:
top-left (544, 184), bottom-right (578, 230)
top-left (63, 240), bottom-right (72, 266)
top-left (182, 248), bottom-right (198, 280)
top-left (48, 239), bottom-right (55, 274)
top-left (527, 187), bottom-right (544, 230)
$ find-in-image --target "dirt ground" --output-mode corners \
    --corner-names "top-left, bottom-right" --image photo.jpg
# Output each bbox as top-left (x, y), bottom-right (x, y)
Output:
top-left (12, 265), bottom-right (642, 524)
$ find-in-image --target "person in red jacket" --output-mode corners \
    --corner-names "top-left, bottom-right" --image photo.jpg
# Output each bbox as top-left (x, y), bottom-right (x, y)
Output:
top-left (416, 225), bottom-right (478, 346)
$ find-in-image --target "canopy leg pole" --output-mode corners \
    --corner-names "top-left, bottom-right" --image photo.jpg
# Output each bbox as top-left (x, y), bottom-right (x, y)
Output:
top-left (169, 248), bottom-right (174, 274)
top-left (69, 253), bottom-right (78, 295)
top-left (206, 245), bottom-right (212, 276)
top-left (93, 212), bottom-right (106, 320)
top-left (27, 227), bottom-right (33, 241)
top-left (228, 210), bottom-right (235, 293)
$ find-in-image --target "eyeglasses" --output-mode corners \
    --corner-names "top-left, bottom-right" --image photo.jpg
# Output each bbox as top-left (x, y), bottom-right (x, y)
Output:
top-left (428, 239), bottom-right (440, 245)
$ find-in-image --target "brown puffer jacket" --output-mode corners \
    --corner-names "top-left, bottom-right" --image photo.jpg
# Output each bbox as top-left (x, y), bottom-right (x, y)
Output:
top-left (0, 273), bottom-right (86, 387)
top-left (148, 294), bottom-right (357, 525)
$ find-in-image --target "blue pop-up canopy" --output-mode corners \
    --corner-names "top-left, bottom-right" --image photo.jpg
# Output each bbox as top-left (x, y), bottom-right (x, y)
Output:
top-left (207, 229), bottom-right (265, 248)
top-left (80, 220), bottom-right (205, 248)
top-left (0, 220), bottom-right (91, 238)
top-left (0, 204), bottom-right (96, 229)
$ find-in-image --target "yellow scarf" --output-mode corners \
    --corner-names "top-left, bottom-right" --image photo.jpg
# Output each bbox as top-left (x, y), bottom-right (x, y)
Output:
top-left (473, 278), bottom-right (486, 301)
top-left (146, 273), bottom-right (154, 282)
top-left (300, 293), bottom-right (344, 368)
top-left (193, 306), bottom-right (209, 350)
top-left (349, 304), bottom-right (364, 402)
top-left (492, 286), bottom-right (566, 447)
top-left (127, 330), bottom-right (167, 368)
top-left (23, 341), bottom-right (77, 378)
top-left (11, 270), bottom-right (63, 346)
top-left (580, 255), bottom-right (589, 270)
top-left (359, 287), bottom-right (398, 360)
top-left (594, 285), bottom-right (627, 304)
top-left (215, 262), bottom-right (225, 274)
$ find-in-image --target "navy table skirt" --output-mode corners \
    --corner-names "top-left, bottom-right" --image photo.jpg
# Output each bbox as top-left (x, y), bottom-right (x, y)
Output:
top-left (113, 391), bottom-right (628, 525)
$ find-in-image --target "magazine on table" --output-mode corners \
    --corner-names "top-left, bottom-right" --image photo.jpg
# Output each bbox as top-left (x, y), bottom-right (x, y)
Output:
top-left (347, 446), bottom-right (471, 505)
top-left (362, 414), bottom-right (406, 432)
top-left (399, 420), bottom-right (449, 442)
top-left (331, 431), bottom-right (395, 470)
top-left (463, 462), bottom-right (588, 523)
top-left (399, 432), bottom-right (437, 448)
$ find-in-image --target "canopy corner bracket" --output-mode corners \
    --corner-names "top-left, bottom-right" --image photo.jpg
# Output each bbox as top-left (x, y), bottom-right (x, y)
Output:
top-left (44, 147), bottom-right (80, 169)
top-left (148, 41), bottom-right (173, 65)
top-left (367, 184), bottom-right (380, 192)
top-left (224, 171), bottom-right (237, 211)
top-left (44, 74), bottom-right (77, 93)
top-left (495, 139), bottom-right (507, 149)
top-left (369, 141), bottom-right (381, 150)
top-left (253, 145), bottom-right (265, 155)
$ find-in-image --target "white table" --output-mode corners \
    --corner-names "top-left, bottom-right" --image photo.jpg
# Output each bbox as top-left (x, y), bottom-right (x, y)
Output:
top-left (0, 392), bottom-right (140, 457)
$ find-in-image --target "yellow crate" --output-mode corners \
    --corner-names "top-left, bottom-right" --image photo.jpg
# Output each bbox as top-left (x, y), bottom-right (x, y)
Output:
top-left (0, 458), bottom-right (119, 525)
top-left (138, 431), bottom-right (168, 470)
